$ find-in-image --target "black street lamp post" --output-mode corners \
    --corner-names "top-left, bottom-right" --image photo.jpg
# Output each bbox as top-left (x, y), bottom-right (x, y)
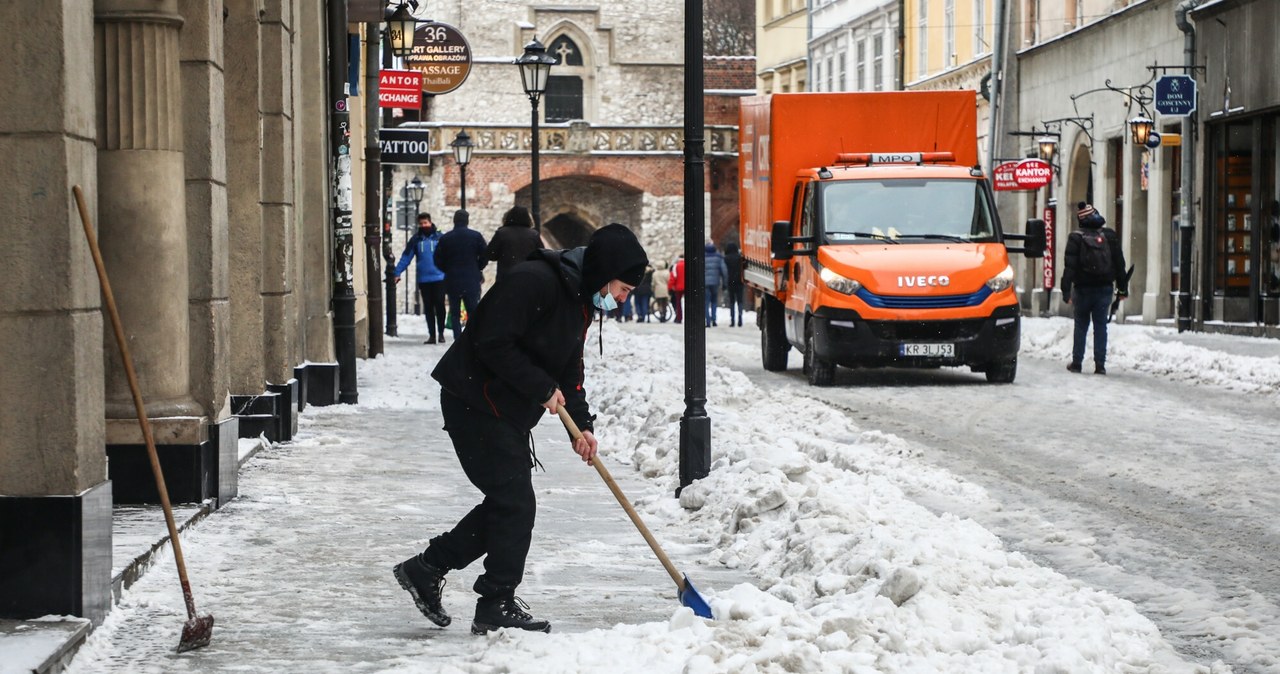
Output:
top-left (678, 0), bottom-right (710, 493)
top-left (515, 39), bottom-right (555, 230)
top-left (451, 130), bottom-right (474, 210)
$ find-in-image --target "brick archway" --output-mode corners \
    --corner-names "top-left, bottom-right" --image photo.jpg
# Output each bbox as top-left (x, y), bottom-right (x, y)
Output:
top-left (516, 174), bottom-right (645, 247)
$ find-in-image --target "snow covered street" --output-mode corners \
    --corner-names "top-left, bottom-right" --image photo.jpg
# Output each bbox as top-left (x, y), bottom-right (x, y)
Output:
top-left (63, 313), bottom-right (1280, 673)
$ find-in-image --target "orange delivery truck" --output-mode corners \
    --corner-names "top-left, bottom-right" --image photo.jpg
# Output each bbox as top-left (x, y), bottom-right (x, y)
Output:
top-left (739, 91), bottom-right (1045, 385)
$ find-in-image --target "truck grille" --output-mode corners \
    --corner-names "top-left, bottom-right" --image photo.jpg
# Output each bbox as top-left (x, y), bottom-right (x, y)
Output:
top-left (868, 319), bottom-right (986, 341)
top-left (855, 286), bottom-right (992, 309)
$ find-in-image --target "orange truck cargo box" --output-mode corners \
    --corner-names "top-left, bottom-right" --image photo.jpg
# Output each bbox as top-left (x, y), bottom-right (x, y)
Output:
top-left (739, 92), bottom-right (1045, 385)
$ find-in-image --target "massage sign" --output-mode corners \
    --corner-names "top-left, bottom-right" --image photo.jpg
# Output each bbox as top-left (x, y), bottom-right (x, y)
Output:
top-left (403, 22), bottom-right (472, 96)
top-left (993, 158), bottom-right (1053, 191)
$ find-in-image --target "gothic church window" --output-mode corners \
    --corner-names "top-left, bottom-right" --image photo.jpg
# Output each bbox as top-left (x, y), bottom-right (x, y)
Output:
top-left (546, 35), bottom-right (585, 123)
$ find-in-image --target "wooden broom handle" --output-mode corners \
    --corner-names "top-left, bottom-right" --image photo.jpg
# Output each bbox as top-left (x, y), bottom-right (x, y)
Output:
top-left (556, 406), bottom-right (685, 590)
top-left (74, 186), bottom-right (198, 617)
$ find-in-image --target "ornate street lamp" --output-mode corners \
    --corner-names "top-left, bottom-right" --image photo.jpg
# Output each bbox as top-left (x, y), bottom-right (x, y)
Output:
top-left (386, 3), bottom-right (418, 57)
top-left (1037, 135), bottom-right (1058, 162)
top-left (1128, 114), bottom-right (1154, 146)
top-left (514, 39), bottom-right (556, 230)
top-left (450, 130), bottom-right (474, 209)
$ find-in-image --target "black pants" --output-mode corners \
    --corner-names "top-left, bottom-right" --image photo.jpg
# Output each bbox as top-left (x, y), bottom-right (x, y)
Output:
top-left (422, 390), bottom-right (535, 599)
top-left (416, 281), bottom-right (446, 338)
top-left (446, 286), bottom-right (481, 340)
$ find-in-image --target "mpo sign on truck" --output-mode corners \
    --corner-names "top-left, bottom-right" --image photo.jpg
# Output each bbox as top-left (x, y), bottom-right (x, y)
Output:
top-left (993, 159), bottom-right (1053, 191)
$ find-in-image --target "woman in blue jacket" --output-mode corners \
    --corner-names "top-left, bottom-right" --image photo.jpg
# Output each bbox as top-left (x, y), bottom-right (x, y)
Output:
top-left (395, 213), bottom-right (448, 343)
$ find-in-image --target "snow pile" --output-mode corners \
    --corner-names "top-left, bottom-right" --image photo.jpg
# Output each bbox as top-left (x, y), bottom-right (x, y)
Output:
top-left (459, 322), bottom-right (1194, 672)
top-left (1022, 317), bottom-right (1280, 394)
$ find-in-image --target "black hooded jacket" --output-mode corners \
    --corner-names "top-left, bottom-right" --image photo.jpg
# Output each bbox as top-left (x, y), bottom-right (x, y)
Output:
top-left (431, 224), bottom-right (648, 434)
top-left (1061, 214), bottom-right (1128, 297)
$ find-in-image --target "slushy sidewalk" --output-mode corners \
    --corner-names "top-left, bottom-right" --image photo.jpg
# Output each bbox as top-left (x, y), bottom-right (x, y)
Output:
top-left (58, 317), bottom-right (750, 673)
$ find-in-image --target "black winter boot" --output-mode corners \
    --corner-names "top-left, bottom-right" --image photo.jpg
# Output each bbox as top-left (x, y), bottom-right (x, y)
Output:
top-left (393, 557), bottom-right (451, 627)
top-left (470, 595), bottom-right (551, 635)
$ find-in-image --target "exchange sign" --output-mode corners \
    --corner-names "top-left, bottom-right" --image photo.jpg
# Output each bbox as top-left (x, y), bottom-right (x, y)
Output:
top-left (379, 70), bottom-right (422, 109)
top-left (993, 158), bottom-right (1053, 191)
top-left (403, 22), bottom-right (472, 96)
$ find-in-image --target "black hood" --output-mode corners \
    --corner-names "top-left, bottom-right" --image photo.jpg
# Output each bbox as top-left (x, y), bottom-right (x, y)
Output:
top-left (530, 247), bottom-right (587, 301)
top-left (580, 223), bottom-right (648, 300)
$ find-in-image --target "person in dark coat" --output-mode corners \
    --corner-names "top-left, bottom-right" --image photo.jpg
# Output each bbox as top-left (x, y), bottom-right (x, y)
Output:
top-left (723, 242), bottom-right (745, 327)
top-left (1061, 202), bottom-right (1128, 375)
top-left (393, 223), bottom-right (648, 635)
top-left (631, 265), bottom-right (654, 322)
top-left (433, 210), bottom-right (488, 340)
top-left (485, 205), bottom-right (543, 283)
top-left (703, 242), bottom-right (729, 327)
top-left (393, 212), bottom-right (447, 343)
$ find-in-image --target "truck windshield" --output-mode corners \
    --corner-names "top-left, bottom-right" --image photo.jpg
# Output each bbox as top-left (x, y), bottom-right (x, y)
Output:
top-left (821, 179), bottom-right (997, 243)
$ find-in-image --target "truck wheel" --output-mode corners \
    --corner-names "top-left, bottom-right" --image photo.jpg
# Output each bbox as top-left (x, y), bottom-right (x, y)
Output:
top-left (804, 319), bottom-right (835, 386)
top-left (985, 357), bottom-right (1017, 384)
top-left (761, 295), bottom-right (789, 371)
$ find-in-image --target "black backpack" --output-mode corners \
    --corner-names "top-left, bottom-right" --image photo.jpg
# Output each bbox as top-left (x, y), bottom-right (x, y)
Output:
top-left (1076, 230), bottom-right (1112, 277)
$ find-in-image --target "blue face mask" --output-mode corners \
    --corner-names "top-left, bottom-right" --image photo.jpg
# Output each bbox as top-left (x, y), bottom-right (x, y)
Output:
top-left (593, 290), bottom-right (618, 312)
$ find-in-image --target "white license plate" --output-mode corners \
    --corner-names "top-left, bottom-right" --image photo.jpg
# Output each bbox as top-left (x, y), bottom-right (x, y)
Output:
top-left (899, 343), bottom-right (955, 357)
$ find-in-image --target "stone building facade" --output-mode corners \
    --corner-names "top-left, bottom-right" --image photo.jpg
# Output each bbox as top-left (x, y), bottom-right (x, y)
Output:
top-left (383, 1), bottom-right (752, 316)
top-left (0, 0), bottom-right (366, 624)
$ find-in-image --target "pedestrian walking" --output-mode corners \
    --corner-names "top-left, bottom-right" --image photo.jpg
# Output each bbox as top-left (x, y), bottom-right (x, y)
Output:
top-left (724, 242), bottom-right (745, 327)
top-left (669, 255), bottom-right (686, 324)
top-left (485, 205), bottom-right (543, 284)
top-left (393, 213), bottom-right (447, 343)
top-left (652, 261), bottom-right (671, 322)
top-left (632, 265), bottom-right (653, 322)
top-left (703, 242), bottom-right (728, 327)
top-left (393, 223), bottom-right (649, 635)
top-left (1061, 202), bottom-right (1128, 375)
top-left (433, 210), bottom-right (488, 341)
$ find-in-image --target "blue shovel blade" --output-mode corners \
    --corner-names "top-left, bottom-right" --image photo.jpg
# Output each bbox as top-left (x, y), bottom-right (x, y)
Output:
top-left (679, 574), bottom-right (714, 619)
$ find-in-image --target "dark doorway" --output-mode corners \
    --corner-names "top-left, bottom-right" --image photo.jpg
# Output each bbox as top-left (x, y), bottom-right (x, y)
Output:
top-left (543, 212), bottom-right (594, 249)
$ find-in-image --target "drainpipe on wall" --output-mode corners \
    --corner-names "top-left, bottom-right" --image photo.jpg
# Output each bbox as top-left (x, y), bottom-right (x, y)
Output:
top-left (984, 0), bottom-right (1007, 174)
top-left (1176, 0), bottom-right (1201, 332)
top-left (896, 0), bottom-right (905, 90)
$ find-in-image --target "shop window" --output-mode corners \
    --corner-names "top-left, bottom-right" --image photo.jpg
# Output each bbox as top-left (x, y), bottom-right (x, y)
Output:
top-left (1211, 121), bottom-right (1254, 297)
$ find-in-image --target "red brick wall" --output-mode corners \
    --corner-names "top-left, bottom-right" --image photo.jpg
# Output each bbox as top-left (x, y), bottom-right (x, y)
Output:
top-left (440, 154), bottom-right (687, 209)
top-left (705, 56), bottom-right (756, 90)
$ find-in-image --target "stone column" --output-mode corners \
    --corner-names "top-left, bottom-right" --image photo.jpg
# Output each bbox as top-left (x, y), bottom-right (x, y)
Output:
top-left (224, 0), bottom-right (266, 395)
top-left (180, 0), bottom-right (238, 504)
top-left (261, 0), bottom-right (298, 385)
top-left (95, 1), bottom-right (202, 421)
top-left (296, 0), bottom-right (336, 366)
top-left (0, 2), bottom-right (112, 624)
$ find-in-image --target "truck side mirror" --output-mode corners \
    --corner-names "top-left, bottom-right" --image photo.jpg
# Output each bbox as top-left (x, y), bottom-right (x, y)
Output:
top-left (771, 220), bottom-right (794, 260)
top-left (1022, 219), bottom-right (1047, 258)
top-left (1005, 219), bottom-right (1046, 258)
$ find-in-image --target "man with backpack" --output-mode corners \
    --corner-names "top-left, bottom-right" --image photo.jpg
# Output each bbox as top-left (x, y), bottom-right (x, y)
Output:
top-left (1061, 202), bottom-right (1128, 375)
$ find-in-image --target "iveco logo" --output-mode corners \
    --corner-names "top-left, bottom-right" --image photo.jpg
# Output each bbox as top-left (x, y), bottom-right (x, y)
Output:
top-left (897, 275), bottom-right (951, 288)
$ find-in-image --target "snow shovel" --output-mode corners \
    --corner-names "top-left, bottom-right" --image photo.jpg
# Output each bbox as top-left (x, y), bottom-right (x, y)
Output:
top-left (74, 186), bottom-right (215, 653)
top-left (555, 407), bottom-right (714, 619)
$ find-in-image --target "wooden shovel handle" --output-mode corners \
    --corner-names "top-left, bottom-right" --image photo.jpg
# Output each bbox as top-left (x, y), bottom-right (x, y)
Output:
top-left (556, 407), bottom-right (685, 591)
top-left (74, 186), bottom-right (199, 617)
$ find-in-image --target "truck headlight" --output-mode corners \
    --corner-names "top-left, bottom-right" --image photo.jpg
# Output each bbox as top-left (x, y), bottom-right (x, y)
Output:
top-left (985, 264), bottom-right (1014, 292)
top-left (819, 267), bottom-right (862, 295)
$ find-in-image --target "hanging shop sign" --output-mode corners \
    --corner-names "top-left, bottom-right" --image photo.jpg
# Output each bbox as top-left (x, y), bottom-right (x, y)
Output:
top-left (1042, 203), bottom-right (1056, 290)
top-left (993, 159), bottom-right (1053, 191)
top-left (379, 70), bottom-right (423, 108)
top-left (1155, 75), bottom-right (1196, 117)
top-left (379, 128), bottom-right (432, 165)
top-left (402, 22), bottom-right (472, 96)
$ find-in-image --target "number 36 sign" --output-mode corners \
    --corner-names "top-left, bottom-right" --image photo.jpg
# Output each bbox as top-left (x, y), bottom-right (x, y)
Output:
top-left (403, 22), bottom-right (473, 96)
